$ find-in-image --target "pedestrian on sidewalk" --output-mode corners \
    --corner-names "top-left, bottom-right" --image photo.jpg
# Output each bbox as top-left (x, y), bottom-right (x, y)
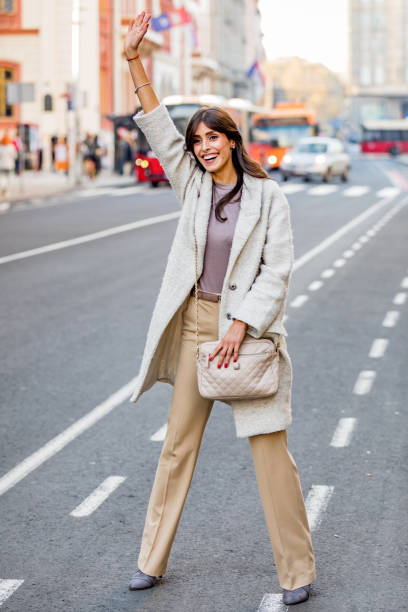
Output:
top-left (125, 12), bottom-right (316, 606)
top-left (0, 133), bottom-right (17, 196)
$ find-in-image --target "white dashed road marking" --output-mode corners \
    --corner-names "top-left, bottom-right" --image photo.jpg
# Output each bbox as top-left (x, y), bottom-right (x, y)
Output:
top-left (321, 268), bottom-right (335, 279)
top-left (343, 250), bottom-right (354, 258)
top-left (369, 339), bottom-right (389, 359)
top-left (292, 193), bottom-right (404, 272)
top-left (333, 258), bottom-right (346, 268)
top-left (70, 476), bottom-right (126, 517)
top-left (290, 295), bottom-right (309, 308)
top-left (0, 580), bottom-right (24, 606)
top-left (258, 593), bottom-right (287, 611)
top-left (0, 378), bottom-right (138, 497)
top-left (401, 277), bottom-right (408, 289)
top-left (382, 311), bottom-right (400, 328)
top-left (258, 484), bottom-right (334, 610)
top-left (305, 485), bottom-right (335, 531)
top-left (150, 423), bottom-right (168, 442)
top-left (308, 280), bottom-right (323, 291)
top-left (353, 370), bottom-right (376, 395)
top-left (330, 418), bottom-right (357, 447)
top-left (393, 292), bottom-right (406, 305)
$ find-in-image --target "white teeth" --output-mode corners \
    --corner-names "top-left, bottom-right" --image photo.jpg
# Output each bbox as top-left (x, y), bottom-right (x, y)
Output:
top-left (203, 155), bottom-right (217, 161)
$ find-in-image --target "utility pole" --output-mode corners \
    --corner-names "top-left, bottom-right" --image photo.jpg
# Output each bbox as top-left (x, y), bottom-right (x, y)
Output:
top-left (70, 0), bottom-right (82, 187)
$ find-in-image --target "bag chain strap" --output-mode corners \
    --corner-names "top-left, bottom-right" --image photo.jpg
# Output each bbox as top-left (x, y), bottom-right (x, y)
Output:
top-left (193, 228), bottom-right (200, 360)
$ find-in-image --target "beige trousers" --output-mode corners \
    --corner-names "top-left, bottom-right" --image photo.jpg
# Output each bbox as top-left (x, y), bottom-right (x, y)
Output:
top-left (138, 295), bottom-right (316, 590)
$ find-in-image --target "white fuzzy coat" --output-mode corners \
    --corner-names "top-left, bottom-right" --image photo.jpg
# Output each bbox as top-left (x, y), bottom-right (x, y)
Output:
top-left (129, 103), bottom-right (294, 438)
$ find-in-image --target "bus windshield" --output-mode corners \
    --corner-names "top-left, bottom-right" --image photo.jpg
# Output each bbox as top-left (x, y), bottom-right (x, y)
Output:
top-left (251, 124), bottom-right (315, 148)
top-left (167, 104), bottom-right (202, 136)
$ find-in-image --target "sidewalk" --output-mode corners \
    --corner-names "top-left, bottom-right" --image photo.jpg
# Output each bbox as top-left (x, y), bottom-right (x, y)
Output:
top-left (0, 169), bottom-right (137, 204)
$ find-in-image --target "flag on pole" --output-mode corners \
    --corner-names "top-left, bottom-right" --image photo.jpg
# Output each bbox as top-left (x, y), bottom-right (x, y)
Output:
top-left (246, 60), bottom-right (265, 86)
top-left (151, 8), bottom-right (192, 32)
top-left (169, 7), bottom-right (191, 26)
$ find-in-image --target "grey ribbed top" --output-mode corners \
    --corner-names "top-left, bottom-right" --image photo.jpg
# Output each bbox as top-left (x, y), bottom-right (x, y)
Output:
top-left (198, 180), bottom-right (242, 294)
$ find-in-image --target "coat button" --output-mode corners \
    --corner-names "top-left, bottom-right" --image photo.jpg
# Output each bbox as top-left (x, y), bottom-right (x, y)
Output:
top-left (229, 283), bottom-right (237, 290)
top-left (226, 312), bottom-right (232, 320)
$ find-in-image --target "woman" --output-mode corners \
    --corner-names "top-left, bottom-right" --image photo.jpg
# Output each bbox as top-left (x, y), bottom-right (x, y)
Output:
top-left (125, 12), bottom-right (316, 606)
top-left (0, 134), bottom-right (17, 196)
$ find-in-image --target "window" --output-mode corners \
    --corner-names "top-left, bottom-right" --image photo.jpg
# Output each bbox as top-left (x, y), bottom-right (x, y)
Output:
top-left (360, 65), bottom-right (371, 85)
top-left (0, 66), bottom-right (14, 117)
top-left (0, 0), bottom-right (15, 14)
top-left (374, 64), bottom-right (384, 85)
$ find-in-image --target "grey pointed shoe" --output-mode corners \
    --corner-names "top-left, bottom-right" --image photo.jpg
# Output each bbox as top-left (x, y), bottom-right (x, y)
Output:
top-left (282, 584), bottom-right (311, 605)
top-left (128, 568), bottom-right (161, 590)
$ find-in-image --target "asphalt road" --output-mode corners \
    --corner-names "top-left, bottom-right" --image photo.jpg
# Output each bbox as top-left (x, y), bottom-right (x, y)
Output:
top-left (0, 157), bottom-right (407, 612)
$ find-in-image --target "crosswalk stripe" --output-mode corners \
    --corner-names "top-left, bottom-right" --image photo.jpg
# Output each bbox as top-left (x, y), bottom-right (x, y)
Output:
top-left (342, 186), bottom-right (370, 197)
top-left (280, 184), bottom-right (306, 194)
top-left (376, 187), bottom-right (401, 198)
top-left (307, 185), bottom-right (338, 195)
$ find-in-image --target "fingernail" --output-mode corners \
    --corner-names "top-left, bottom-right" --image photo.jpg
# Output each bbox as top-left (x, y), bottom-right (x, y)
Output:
top-left (217, 364), bottom-right (221, 369)
top-left (233, 358), bottom-right (237, 362)
top-left (209, 356), bottom-right (213, 361)
top-left (224, 363), bottom-right (228, 368)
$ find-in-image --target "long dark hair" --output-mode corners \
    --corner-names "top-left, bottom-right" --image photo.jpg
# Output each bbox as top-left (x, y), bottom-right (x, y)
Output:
top-left (185, 106), bottom-right (274, 222)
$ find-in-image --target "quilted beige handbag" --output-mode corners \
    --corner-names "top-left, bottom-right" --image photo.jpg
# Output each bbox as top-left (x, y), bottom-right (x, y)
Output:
top-left (193, 226), bottom-right (280, 401)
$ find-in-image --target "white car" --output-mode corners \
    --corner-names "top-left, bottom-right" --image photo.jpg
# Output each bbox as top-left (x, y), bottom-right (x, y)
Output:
top-left (280, 137), bottom-right (351, 182)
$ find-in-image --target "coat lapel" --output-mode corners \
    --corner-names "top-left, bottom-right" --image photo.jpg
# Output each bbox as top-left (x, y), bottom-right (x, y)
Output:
top-left (193, 171), bottom-right (213, 274)
top-left (224, 173), bottom-right (263, 281)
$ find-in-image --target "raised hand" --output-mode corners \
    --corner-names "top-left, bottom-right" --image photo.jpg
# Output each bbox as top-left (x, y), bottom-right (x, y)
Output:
top-left (124, 11), bottom-right (151, 58)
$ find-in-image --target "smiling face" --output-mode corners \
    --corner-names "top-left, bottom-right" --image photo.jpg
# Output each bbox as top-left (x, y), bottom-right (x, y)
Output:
top-left (192, 121), bottom-right (235, 175)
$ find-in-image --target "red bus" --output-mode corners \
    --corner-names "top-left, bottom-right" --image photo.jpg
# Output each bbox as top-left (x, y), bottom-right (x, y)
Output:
top-left (361, 120), bottom-right (408, 155)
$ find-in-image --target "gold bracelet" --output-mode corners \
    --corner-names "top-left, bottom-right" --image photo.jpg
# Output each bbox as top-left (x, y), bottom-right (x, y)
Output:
top-left (134, 81), bottom-right (151, 95)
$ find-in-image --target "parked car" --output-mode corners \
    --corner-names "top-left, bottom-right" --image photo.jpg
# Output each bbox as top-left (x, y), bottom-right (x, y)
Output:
top-left (280, 137), bottom-right (351, 182)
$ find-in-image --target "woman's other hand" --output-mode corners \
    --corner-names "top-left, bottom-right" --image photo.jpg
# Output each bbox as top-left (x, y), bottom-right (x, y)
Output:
top-left (209, 320), bottom-right (248, 368)
top-left (124, 11), bottom-right (151, 58)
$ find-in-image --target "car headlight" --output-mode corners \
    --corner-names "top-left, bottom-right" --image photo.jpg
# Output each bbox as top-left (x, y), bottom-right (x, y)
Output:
top-left (282, 154), bottom-right (292, 163)
top-left (141, 160), bottom-right (149, 169)
top-left (268, 155), bottom-right (277, 165)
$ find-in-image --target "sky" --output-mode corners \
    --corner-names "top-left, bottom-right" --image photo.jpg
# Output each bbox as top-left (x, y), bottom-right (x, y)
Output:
top-left (258, 0), bottom-right (349, 75)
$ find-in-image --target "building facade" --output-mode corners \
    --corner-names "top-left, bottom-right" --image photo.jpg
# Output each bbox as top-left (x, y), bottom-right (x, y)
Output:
top-left (0, 0), bottom-right (264, 171)
top-left (349, 0), bottom-right (408, 124)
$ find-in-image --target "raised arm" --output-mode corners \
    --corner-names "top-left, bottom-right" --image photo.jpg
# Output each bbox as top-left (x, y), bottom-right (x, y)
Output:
top-left (124, 11), bottom-right (198, 203)
top-left (124, 11), bottom-right (159, 114)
